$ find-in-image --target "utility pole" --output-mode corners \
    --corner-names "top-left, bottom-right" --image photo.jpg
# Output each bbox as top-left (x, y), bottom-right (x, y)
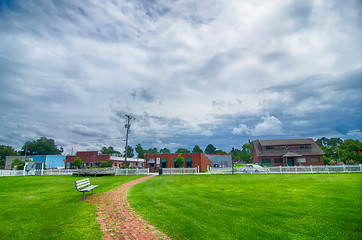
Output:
top-left (124, 114), bottom-right (133, 166)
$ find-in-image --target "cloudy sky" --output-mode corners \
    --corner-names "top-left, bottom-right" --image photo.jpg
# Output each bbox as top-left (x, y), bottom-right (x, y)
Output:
top-left (0, 0), bottom-right (361, 155)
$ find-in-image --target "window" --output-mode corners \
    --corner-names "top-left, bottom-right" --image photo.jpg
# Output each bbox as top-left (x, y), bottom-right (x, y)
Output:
top-left (300, 145), bottom-right (310, 149)
top-left (310, 157), bottom-right (320, 163)
top-left (95, 162), bottom-right (101, 167)
top-left (265, 146), bottom-right (274, 150)
top-left (186, 157), bottom-right (193, 168)
top-left (274, 158), bottom-right (283, 163)
top-left (262, 158), bottom-right (271, 163)
top-left (161, 158), bottom-right (167, 168)
top-left (297, 158), bottom-right (307, 163)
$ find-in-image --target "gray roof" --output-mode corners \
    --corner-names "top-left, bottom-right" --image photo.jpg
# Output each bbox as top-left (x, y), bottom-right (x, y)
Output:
top-left (253, 138), bottom-right (324, 157)
top-left (205, 154), bottom-right (232, 167)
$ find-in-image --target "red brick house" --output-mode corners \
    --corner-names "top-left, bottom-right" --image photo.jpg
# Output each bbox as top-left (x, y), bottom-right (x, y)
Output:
top-left (252, 139), bottom-right (325, 166)
top-left (145, 152), bottom-right (212, 172)
top-left (65, 151), bottom-right (144, 169)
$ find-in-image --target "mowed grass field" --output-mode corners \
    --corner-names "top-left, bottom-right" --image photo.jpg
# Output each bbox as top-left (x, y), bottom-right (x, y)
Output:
top-left (0, 175), bottom-right (144, 240)
top-left (129, 174), bottom-right (362, 240)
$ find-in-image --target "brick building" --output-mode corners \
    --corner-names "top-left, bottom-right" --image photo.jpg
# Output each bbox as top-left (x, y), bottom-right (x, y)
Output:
top-left (145, 152), bottom-right (212, 172)
top-left (65, 151), bottom-right (144, 169)
top-left (252, 138), bottom-right (325, 166)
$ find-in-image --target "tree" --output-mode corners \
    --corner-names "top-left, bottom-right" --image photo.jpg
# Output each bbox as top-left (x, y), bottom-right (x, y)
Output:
top-left (230, 147), bottom-right (242, 158)
top-left (215, 149), bottom-right (227, 155)
top-left (73, 157), bottom-right (82, 169)
top-left (135, 144), bottom-right (145, 158)
top-left (160, 148), bottom-right (171, 154)
top-left (176, 148), bottom-right (190, 153)
top-left (192, 145), bottom-right (203, 153)
top-left (242, 140), bottom-right (253, 154)
top-left (146, 148), bottom-right (158, 154)
top-left (175, 154), bottom-right (184, 168)
top-left (100, 146), bottom-right (121, 155)
top-left (0, 145), bottom-right (18, 169)
top-left (316, 137), bottom-right (343, 147)
top-left (230, 145), bottom-right (252, 163)
top-left (11, 158), bottom-right (25, 170)
top-left (100, 160), bottom-right (113, 168)
top-left (316, 137), bottom-right (362, 164)
top-left (124, 146), bottom-right (134, 158)
top-left (205, 144), bottom-right (216, 154)
top-left (21, 137), bottom-right (63, 155)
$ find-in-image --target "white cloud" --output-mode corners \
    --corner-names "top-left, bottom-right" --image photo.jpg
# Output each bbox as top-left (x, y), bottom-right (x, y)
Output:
top-left (253, 116), bottom-right (283, 136)
top-left (232, 116), bottom-right (283, 137)
top-left (232, 124), bottom-right (251, 135)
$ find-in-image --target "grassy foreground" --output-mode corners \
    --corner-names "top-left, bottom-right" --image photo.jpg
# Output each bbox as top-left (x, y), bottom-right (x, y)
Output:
top-left (129, 174), bottom-right (362, 240)
top-left (0, 175), bottom-right (144, 239)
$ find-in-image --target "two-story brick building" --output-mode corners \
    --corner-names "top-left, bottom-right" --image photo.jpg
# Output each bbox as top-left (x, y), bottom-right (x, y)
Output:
top-left (252, 138), bottom-right (325, 166)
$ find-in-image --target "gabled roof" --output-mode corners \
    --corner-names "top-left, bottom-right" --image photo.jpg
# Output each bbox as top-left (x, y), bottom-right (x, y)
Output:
top-left (253, 138), bottom-right (324, 157)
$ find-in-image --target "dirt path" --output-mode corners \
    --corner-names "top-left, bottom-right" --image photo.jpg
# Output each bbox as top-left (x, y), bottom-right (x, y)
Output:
top-left (87, 175), bottom-right (170, 240)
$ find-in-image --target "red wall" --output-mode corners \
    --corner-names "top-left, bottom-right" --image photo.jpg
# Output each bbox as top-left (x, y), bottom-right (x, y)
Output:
top-left (145, 152), bottom-right (211, 172)
top-left (65, 151), bottom-right (110, 168)
top-left (253, 155), bottom-right (324, 166)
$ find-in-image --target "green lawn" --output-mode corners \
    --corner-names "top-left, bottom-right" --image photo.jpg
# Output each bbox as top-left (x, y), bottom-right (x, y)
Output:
top-left (0, 175), bottom-right (144, 240)
top-left (129, 174), bottom-right (362, 240)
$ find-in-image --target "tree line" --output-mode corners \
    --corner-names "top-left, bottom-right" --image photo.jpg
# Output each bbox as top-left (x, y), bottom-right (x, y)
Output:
top-left (316, 137), bottom-right (362, 164)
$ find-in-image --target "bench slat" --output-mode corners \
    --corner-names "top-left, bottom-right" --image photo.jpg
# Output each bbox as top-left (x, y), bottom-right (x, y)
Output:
top-left (76, 179), bottom-right (90, 184)
top-left (80, 185), bottom-right (99, 192)
top-left (76, 183), bottom-right (89, 188)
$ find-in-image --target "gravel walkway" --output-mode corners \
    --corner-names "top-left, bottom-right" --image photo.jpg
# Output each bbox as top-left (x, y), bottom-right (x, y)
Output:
top-left (87, 175), bottom-right (170, 240)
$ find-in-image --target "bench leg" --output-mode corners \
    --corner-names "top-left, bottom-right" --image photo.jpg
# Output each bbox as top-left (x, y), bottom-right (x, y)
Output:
top-left (83, 192), bottom-right (85, 201)
top-left (92, 189), bottom-right (94, 195)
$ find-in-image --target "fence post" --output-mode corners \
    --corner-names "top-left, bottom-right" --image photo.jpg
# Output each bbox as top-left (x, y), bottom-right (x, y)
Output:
top-left (326, 165), bottom-right (330, 174)
top-left (359, 164), bottom-right (362, 172)
top-left (310, 165), bottom-right (313, 174)
top-left (295, 165), bottom-right (298, 174)
top-left (279, 166), bottom-right (282, 174)
top-left (343, 164), bottom-right (346, 173)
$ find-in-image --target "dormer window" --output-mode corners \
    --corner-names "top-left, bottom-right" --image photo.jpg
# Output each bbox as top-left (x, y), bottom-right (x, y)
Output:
top-left (265, 146), bottom-right (274, 150)
top-left (300, 145), bottom-right (310, 149)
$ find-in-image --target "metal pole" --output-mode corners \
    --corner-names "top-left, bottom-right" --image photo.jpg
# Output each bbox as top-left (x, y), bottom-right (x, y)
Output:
top-left (124, 115), bottom-right (132, 166)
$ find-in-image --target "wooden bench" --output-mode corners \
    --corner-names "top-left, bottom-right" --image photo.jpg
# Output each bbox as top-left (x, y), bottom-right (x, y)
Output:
top-left (75, 178), bottom-right (98, 201)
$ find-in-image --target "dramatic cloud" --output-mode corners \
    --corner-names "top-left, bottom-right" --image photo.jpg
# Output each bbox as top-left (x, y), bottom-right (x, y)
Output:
top-left (0, 0), bottom-right (361, 154)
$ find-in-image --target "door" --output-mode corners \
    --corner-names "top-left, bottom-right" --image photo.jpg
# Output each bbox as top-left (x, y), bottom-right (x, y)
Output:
top-left (149, 163), bottom-right (155, 172)
top-left (287, 157), bottom-right (295, 166)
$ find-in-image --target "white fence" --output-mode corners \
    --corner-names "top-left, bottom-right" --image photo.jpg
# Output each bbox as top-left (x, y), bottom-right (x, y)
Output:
top-left (208, 164), bottom-right (362, 174)
top-left (2, 165), bottom-right (361, 177)
top-left (267, 164), bottom-right (362, 174)
top-left (0, 169), bottom-right (76, 177)
top-left (161, 167), bottom-right (198, 175)
top-left (0, 168), bottom-right (149, 177)
top-left (114, 168), bottom-right (149, 175)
